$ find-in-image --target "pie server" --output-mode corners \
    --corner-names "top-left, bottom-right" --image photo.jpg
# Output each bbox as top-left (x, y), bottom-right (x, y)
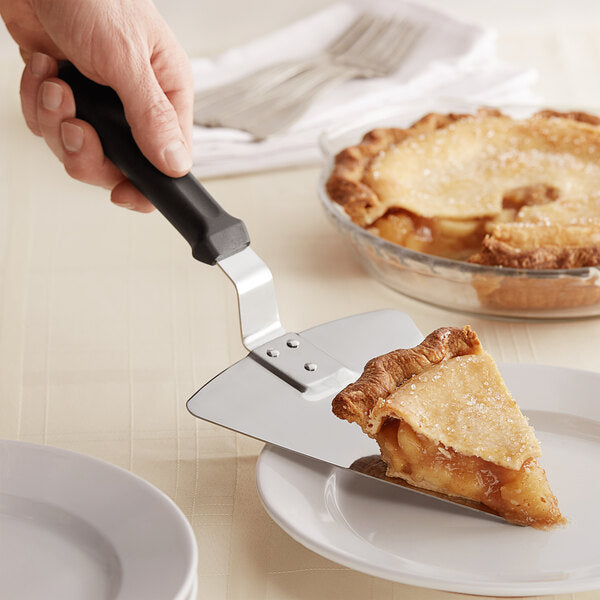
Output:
top-left (59, 64), bottom-right (500, 518)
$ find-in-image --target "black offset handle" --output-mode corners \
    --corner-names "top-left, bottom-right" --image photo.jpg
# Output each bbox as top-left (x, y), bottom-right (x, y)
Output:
top-left (58, 62), bottom-right (249, 265)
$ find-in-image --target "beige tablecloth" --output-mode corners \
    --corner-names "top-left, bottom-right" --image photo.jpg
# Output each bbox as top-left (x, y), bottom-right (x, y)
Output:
top-left (1, 1), bottom-right (600, 599)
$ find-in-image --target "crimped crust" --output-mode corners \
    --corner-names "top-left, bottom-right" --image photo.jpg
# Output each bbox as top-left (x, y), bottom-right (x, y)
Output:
top-left (326, 110), bottom-right (501, 227)
top-left (536, 109), bottom-right (600, 126)
top-left (332, 326), bottom-right (481, 431)
top-left (470, 223), bottom-right (600, 269)
top-left (470, 235), bottom-right (600, 269)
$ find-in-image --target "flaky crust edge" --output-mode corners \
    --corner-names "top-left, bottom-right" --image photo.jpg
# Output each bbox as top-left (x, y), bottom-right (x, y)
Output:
top-left (325, 108), bottom-right (502, 227)
top-left (469, 236), bottom-right (600, 269)
top-left (331, 326), bottom-right (482, 434)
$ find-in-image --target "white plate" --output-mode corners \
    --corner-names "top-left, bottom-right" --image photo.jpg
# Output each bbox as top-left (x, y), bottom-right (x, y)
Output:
top-left (256, 363), bottom-right (600, 597)
top-left (0, 441), bottom-right (197, 600)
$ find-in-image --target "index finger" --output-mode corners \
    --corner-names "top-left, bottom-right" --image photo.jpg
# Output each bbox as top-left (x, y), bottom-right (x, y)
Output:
top-left (20, 52), bottom-right (58, 136)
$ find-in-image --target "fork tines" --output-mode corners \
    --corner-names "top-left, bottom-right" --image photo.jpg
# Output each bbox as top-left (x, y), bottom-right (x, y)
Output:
top-left (193, 12), bottom-right (424, 138)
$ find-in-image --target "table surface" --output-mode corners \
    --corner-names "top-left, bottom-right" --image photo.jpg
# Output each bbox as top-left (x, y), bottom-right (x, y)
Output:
top-left (1, 1), bottom-right (600, 599)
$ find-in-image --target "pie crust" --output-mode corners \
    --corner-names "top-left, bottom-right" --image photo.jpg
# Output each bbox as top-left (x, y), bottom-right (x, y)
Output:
top-left (332, 326), bottom-right (564, 528)
top-left (326, 109), bottom-right (600, 270)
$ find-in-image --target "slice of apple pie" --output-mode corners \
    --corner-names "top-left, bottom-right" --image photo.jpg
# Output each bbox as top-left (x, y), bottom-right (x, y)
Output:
top-left (332, 326), bottom-right (564, 528)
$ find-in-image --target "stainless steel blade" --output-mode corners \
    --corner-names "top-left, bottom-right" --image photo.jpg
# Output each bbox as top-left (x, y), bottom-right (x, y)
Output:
top-left (187, 309), bottom-right (423, 466)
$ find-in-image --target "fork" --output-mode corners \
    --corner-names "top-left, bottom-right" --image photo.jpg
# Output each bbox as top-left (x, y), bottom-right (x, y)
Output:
top-left (192, 15), bottom-right (378, 125)
top-left (193, 14), bottom-right (424, 138)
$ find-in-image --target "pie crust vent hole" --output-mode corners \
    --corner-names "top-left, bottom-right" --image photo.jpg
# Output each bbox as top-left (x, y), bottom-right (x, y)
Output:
top-left (501, 183), bottom-right (560, 210)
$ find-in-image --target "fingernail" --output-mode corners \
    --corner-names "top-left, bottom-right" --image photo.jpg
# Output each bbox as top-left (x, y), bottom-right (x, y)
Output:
top-left (163, 140), bottom-right (192, 174)
top-left (61, 122), bottom-right (83, 152)
top-left (113, 201), bottom-right (137, 211)
top-left (41, 81), bottom-right (63, 111)
top-left (30, 52), bottom-right (51, 78)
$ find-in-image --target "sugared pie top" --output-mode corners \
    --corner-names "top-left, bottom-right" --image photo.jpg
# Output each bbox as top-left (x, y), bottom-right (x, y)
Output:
top-left (332, 326), bottom-right (564, 528)
top-left (326, 109), bottom-right (600, 268)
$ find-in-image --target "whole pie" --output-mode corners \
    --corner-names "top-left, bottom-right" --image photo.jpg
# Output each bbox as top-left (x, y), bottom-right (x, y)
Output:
top-left (332, 326), bottom-right (564, 528)
top-left (326, 109), bottom-right (600, 269)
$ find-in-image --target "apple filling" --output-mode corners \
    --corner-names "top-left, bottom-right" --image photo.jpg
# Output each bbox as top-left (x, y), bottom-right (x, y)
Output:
top-left (376, 419), bottom-right (563, 528)
top-left (368, 184), bottom-right (564, 261)
top-left (369, 209), bottom-right (488, 260)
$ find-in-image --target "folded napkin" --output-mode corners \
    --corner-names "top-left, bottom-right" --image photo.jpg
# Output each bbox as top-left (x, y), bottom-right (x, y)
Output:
top-left (191, 0), bottom-right (538, 178)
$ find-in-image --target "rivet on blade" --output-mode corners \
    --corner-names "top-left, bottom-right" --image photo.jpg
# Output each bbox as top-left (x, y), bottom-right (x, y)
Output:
top-left (266, 348), bottom-right (280, 358)
top-left (286, 339), bottom-right (300, 348)
top-left (304, 362), bottom-right (317, 372)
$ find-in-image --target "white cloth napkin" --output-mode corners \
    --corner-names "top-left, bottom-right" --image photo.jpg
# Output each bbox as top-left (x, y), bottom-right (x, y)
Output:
top-left (191, 0), bottom-right (539, 178)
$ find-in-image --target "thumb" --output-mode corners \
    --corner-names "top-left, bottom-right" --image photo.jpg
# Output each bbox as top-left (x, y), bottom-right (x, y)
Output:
top-left (114, 65), bottom-right (192, 177)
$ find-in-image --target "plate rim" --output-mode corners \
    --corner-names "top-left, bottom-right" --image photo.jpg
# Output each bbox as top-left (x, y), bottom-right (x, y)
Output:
top-left (256, 362), bottom-right (600, 596)
top-left (0, 439), bottom-right (198, 600)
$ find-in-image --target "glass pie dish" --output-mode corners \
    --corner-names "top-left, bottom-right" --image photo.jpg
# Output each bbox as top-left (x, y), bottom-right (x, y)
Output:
top-left (318, 102), bottom-right (600, 319)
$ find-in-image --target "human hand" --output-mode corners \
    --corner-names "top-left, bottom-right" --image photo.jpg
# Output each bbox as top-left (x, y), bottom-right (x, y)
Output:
top-left (0, 0), bottom-right (194, 212)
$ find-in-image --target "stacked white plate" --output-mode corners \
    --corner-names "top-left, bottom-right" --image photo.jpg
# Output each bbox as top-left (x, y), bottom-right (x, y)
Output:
top-left (0, 440), bottom-right (197, 600)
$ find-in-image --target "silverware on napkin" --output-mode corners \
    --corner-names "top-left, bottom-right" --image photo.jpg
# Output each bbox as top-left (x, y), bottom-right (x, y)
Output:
top-left (193, 13), bottom-right (424, 139)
